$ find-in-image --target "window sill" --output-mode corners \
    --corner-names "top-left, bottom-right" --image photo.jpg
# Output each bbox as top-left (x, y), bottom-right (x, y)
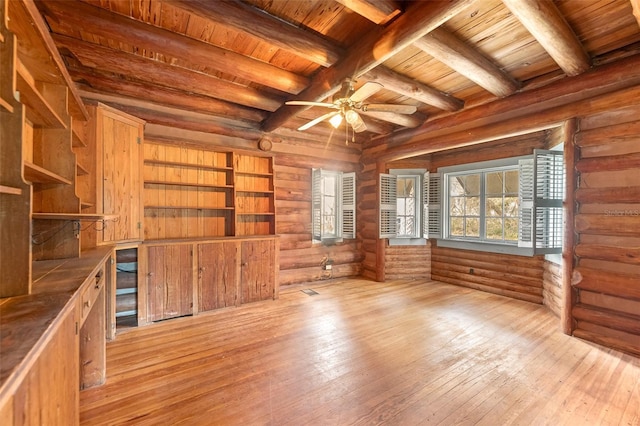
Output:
top-left (313, 237), bottom-right (344, 246)
top-left (437, 238), bottom-right (534, 257)
top-left (389, 238), bottom-right (427, 246)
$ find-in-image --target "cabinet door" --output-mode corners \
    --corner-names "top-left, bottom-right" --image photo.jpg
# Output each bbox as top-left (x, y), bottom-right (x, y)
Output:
top-left (98, 106), bottom-right (144, 243)
top-left (198, 241), bottom-right (240, 312)
top-left (146, 244), bottom-right (193, 322)
top-left (240, 239), bottom-right (277, 304)
top-left (7, 309), bottom-right (79, 424)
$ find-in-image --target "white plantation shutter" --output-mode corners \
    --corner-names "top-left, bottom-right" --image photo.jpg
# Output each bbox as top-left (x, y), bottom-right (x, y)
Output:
top-left (533, 150), bottom-right (564, 253)
top-left (518, 159), bottom-right (535, 247)
top-left (518, 151), bottom-right (564, 253)
top-left (311, 168), bottom-right (322, 242)
top-left (379, 173), bottom-right (397, 238)
top-left (425, 172), bottom-right (442, 239)
top-left (341, 172), bottom-right (356, 239)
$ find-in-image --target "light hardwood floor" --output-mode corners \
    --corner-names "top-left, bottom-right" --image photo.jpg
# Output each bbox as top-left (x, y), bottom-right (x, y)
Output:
top-left (81, 279), bottom-right (640, 425)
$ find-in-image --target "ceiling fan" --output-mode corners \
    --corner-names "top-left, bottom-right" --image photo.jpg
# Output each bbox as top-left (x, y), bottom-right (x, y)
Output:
top-left (286, 79), bottom-right (417, 133)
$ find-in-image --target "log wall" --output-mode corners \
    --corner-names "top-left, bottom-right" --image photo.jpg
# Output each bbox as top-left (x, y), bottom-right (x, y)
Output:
top-left (384, 244), bottom-right (431, 281)
top-left (431, 246), bottom-right (545, 304)
top-left (571, 103), bottom-right (640, 356)
top-left (359, 161), bottom-right (379, 281)
top-left (543, 260), bottom-right (562, 317)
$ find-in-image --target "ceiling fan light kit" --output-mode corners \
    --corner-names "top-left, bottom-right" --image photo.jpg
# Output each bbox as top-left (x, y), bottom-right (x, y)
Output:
top-left (286, 79), bottom-right (418, 136)
top-left (329, 113), bottom-right (343, 128)
top-left (345, 109), bottom-right (366, 133)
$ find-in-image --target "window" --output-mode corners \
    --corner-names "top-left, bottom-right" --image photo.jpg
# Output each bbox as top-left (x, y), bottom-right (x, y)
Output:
top-left (439, 150), bottom-right (564, 256)
top-left (396, 176), bottom-right (419, 237)
top-left (379, 169), bottom-right (438, 243)
top-left (312, 169), bottom-right (356, 243)
top-left (447, 167), bottom-right (519, 243)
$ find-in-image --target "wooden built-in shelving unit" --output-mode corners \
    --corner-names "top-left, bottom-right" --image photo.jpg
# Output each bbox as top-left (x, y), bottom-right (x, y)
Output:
top-left (1, 0), bottom-right (90, 293)
top-left (0, 1), bottom-right (116, 424)
top-left (143, 142), bottom-right (276, 240)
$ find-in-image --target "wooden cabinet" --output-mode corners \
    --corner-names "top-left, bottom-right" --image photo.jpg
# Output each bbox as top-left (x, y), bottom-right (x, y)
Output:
top-left (92, 103), bottom-right (145, 244)
top-left (0, 246), bottom-right (114, 425)
top-left (143, 243), bottom-right (194, 322)
top-left (198, 241), bottom-right (240, 311)
top-left (240, 238), bottom-right (279, 303)
top-left (143, 141), bottom-right (275, 240)
top-left (1, 308), bottom-right (80, 425)
top-left (139, 236), bottom-right (278, 324)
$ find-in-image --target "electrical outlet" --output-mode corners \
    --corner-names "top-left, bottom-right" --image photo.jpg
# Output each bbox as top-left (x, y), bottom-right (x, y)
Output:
top-left (325, 264), bottom-right (332, 270)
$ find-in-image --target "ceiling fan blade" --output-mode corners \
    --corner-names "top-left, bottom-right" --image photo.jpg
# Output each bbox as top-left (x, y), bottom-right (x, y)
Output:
top-left (350, 82), bottom-right (383, 103)
top-left (297, 111), bottom-right (340, 131)
top-left (286, 100), bottom-right (337, 108)
top-left (363, 104), bottom-right (417, 114)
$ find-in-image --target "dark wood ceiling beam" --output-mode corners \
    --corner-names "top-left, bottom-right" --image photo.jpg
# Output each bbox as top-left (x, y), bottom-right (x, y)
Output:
top-left (37, 0), bottom-right (307, 94)
top-left (379, 53), bottom-right (640, 159)
top-left (79, 90), bottom-right (263, 141)
top-left (335, 0), bottom-right (402, 25)
top-left (364, 66), bottom-right (463, 111)
top-left (261, 0), bottom-right (474, 132)
top-left (360, 110), bottom-right (426, 127)
top-left (53, 34), bottom-right (284, 112)
top-left (173, 0), bottom-right (343, 68)
top-left (502, 0), bottom-right (591, 76)
top-left (68, 65), bottom-right (267, 124)
top-left (414, 28), bottom-right (520, 97)
top-left (77, 88), bottom-right (261, 134)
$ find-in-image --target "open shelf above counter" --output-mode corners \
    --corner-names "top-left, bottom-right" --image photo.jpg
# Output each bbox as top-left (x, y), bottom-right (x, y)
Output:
top-left (32, 212), bottom-right (119, 221)
top-left (16, 61), bottom-right (67, 129)
top-left (0, 185), bottom-right (22, 195)
top-left (144, 205), bottom-right (234, 210)
top-left (144, 180), bottom-right (233, 190)
top-left (144, 158), bottom-right (233, 172)
top-left (24, 161), bottom-right (72, 185)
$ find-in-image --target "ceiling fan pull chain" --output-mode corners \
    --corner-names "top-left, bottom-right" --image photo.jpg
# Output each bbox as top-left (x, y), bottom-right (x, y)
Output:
top-left (345, 119), bottom-right (349, 145)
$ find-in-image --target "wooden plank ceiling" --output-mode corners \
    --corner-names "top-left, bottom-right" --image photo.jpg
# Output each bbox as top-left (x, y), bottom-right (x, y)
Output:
top-left (36, 0), bottom-right (640, 148)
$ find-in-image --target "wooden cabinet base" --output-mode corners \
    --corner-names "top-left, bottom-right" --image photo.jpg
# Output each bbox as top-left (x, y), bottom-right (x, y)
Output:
top-left (0, 247), bottom-right (114, 425)
top-left (138, 236), bottom-right (279, 324)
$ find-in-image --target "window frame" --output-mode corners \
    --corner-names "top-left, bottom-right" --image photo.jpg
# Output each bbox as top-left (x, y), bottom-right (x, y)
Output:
top-left (396, 174), bottom-right (421, 238)
top-left (312, 168), bottom-right (356, 244)
top-left (379, 168), bottom-right (428, 246)
top-left (437, 150), bottom-right (565, 256)
top-left (445, 164), bottom-right (520, 244)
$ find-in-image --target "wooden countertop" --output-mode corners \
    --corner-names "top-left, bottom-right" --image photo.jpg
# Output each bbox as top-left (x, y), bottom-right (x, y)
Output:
top-left (141, 235), bottom-right (280, 246)
top-left (0, 246), bottom-right (114, 393)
